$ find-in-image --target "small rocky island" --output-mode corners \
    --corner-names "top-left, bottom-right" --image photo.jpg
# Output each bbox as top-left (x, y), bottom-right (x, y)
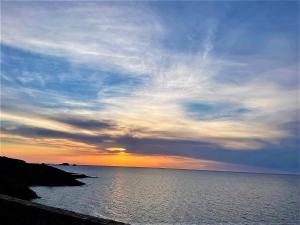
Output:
top-left (0, 157), bottom-right (126, 225)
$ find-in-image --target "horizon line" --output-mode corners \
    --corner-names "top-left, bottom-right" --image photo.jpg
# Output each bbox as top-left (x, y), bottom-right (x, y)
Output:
top-left (52, 162), bottom-right (300, 176)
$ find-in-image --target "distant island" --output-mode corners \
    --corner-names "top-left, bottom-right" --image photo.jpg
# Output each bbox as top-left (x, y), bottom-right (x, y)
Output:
top-left (0, 157), bottom-right (87, 200)
top-left (59, 162), bottom-right (70, 166)
top-left (59, 163), bottom-right (77, 166)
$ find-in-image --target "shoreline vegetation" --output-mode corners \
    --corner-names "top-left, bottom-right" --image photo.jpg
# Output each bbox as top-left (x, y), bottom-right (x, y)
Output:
top-left (0, 157), bottom-right (127, 225)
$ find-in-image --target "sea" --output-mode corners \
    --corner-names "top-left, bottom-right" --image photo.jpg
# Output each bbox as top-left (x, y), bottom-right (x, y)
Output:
top-left (32, 165), bottom-right (300, 225)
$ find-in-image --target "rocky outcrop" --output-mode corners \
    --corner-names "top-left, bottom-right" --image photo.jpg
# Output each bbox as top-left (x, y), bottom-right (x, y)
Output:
top-left (0, 157), bottom-right (87, 200)
top-left (0, 174), bottom-right (38, 200)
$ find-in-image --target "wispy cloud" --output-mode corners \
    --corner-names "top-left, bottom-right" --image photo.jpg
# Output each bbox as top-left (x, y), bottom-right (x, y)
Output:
top-left (1, 1), bottom-right (299, 172)
top-left (2, 2), bottom-right (164, 75)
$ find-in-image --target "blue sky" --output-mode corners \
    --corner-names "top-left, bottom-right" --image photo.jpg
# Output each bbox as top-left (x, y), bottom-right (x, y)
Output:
top-left (1, 1), bottom-right (299, 173)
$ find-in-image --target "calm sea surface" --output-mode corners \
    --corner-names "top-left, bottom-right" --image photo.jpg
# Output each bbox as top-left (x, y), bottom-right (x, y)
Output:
top-left (32, 166), bottom-right (299, 225)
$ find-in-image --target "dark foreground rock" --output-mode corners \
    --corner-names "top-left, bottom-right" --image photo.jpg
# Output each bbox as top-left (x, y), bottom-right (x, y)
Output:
top-left (0, 174), bottom-right (38, 200)
top-left (0, 157), bottom-right (87, 200)
top-left (0, 194), bottom-right (127, 225)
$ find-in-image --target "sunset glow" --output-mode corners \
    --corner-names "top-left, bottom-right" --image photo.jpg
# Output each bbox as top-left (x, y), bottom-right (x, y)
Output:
top-left (106, 147), bottom-right (126, 152)
top-left (0, 1), bottom-right (299, 173)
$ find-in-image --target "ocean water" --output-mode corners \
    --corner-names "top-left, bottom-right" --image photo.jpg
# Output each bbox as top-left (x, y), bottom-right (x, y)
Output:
top-left (32, 166), bottom-right (299, 225)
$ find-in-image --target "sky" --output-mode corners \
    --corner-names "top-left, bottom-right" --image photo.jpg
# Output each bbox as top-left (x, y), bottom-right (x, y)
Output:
top-left (0, 1), bottom-right (299, 174)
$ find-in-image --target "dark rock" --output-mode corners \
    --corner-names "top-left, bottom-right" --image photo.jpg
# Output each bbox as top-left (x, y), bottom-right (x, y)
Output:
top-left (0, 174), bottom-right (38, 200)
top-left (0, 157), bottom-right (85, 186)
top-left (0, 157), bottom-right (88, 200)
top-left (70, 172), bottom-right (92, 179)
top-left (0, 194), bottom-right (128, 225)
top-left (59, 163), bottom-right (70, 166)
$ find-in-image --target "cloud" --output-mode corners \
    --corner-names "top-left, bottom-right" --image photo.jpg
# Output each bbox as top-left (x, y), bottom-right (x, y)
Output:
top-left (49, 116), bottom-right (114, 131)
top-left (1, 124), bottom-right (298, 172)
top-left (1, 125), bottom-right (107, 146)
top-left (1, 2), bottom-right (299, 172)
top-left (1, 2), bottom-right (164, 75)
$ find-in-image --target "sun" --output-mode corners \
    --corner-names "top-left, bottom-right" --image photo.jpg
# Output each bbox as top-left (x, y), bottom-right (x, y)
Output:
top-left (106, 147), bottom-right (126, 152)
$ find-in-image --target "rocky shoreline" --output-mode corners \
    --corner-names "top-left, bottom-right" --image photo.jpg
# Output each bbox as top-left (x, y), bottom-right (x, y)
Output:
top-left (0, 157), bottom-right (127, 225)
top-left (0, 157), bottom-right (88, 200)
top-left (0, 194), bottom-right (127, 225)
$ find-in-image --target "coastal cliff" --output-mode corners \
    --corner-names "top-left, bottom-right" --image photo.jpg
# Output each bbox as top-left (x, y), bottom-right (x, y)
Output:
top-left (0, 157), bottom-right (127, 225)
top-left (0, 157), bottom-right (86, 200)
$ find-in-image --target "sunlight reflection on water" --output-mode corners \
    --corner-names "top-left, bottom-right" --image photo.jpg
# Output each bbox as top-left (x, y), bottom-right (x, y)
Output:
top-left (32, 166), bottom-right (300, 225)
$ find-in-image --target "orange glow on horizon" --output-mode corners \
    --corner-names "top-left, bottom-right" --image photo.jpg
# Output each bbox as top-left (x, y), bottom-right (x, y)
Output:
top-left (1, 142), bottom-right (219, 171)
